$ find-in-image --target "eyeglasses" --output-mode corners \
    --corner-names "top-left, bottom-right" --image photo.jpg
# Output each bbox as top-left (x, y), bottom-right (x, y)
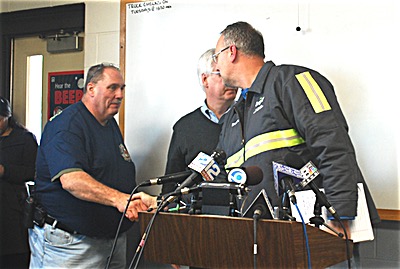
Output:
top-left (89, 62), bottom-right (119, 78)
top-left (212, 46), bottom-right (230, 63)
top-left (85, 62), bottom-right (119, 88)
top-left (210, 71), bottom-right (221, 76)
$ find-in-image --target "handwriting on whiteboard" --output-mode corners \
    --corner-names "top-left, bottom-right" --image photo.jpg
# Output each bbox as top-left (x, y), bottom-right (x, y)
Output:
top-left (127, 0), bottom-right (172, 15)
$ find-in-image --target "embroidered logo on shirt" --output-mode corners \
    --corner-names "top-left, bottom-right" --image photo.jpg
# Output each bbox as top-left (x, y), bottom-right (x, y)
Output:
top-left (231, 119), bottom-right (239, 127)
top-left (119, 144), bottom-right (132, 162)
top-left (253, 96), bottom-right (265, 115)
top-left (255, 97), bottom-right (265, 107)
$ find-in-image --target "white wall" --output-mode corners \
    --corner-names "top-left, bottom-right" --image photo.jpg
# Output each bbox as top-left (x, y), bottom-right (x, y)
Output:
top-left (123, 0), bottom-right (400, 209)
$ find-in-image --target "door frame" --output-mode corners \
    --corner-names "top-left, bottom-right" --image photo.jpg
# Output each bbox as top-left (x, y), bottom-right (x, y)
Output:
top-left (0, 3), bottom-right (85, 99)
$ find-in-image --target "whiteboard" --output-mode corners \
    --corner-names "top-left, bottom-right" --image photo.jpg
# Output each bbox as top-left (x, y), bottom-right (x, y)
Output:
top-left (123, 0), bottom-right (400, 210)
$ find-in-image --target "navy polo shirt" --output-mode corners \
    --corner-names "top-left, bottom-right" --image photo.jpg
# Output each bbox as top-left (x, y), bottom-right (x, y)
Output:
top-left (35, 101), bottom-right (136, 238)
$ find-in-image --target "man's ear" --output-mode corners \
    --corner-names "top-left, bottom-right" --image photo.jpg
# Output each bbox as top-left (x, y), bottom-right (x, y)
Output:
top-left (86, 82), bottom-right (96, 96)
top-left (201, 73), bottom-right (209, 89)
top-left (229, 45), bottom-right (238, 63)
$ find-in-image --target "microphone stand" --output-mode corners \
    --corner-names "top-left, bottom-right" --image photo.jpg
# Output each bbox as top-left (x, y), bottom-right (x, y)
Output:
top-left (188, 192), bottom-right (201, 215)
top-left (235, 189), bottom-right (244, 216)
top-left (280, 195), bottom-right (296, 221)
top-left (309, 194), bottom-right (353, 268)
top-left (280, 180), bottom-right (296, 221)
top-left (252, 209), bottom-right (262, 269)
top-left (309, 196), bottom-right (344, 238)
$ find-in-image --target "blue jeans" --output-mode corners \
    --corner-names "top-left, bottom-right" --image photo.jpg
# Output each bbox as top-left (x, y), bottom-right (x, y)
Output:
top-left (29, 224), bottom-right (127, 269)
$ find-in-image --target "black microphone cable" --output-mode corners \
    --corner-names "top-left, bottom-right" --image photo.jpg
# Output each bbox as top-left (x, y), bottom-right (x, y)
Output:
top-left (105, 183), bottom-right (143, 269)
top-left (129, 197), bottom-right (165, 269)
top-left (129, 185), bottom-right (202, 269)
top-left (336, 218), bottom-right (352, 269)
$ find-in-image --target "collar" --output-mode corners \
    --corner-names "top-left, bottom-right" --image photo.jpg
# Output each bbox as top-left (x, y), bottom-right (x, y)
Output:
top-left (200, 100), bottom-right (234, 124)
top-left (247, 61), bottom-right (275, 95)
top-left (200, 100), bottom-right (219, 123)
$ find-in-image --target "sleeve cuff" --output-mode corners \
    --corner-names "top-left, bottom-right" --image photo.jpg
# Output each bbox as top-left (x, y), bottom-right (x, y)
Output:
top-left (328, 216), bottom-right (355, 221)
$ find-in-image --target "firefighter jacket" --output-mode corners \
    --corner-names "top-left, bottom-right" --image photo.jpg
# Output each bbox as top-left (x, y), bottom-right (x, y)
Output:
top-left (217, 61), bottom-right (380, 223)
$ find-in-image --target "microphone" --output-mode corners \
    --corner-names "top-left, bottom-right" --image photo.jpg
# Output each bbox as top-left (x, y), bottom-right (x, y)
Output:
top-left (285, 178), bottom-right (297, 205)
top-left (272, 161), bottom-right (303, 195)
top-left (272, 161), bottom-right (302, 219)
top-left (160, 150), bottom-right (226, 208)
top-left (227, 166), bottom-right (264, 216)
top-left (280, 177), bottom-right (292, 219)
top-left (253, 208), bottom-right (263, 220)
top-left (164, 184), bottom-right (202, 197)
top-left (188, 150), bottom-right (226, 181)
top-left (242, 189), bottom-right (274, 220)
top-left (167, 181), bottom-right (250, 198)
top-left (139, 170), bottom-right (193, 187)
top-left (227, 166), bottom-right (263, 186)
top-left (284, 153), bottom-right (341, 221)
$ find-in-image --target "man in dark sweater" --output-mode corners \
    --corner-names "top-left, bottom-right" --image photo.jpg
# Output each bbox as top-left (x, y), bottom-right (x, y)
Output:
top-left (162, 48), bottom-right (237, 195)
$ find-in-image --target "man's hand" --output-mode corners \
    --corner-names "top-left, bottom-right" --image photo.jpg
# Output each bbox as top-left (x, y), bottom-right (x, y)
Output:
top-left (123, 192), bottom-right (158, 221)
top-left (131, 192), bottom-right (158, 209)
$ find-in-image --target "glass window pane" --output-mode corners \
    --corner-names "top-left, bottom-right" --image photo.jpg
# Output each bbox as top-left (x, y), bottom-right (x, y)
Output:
top-left (26, 54), bottom-right (43, 144)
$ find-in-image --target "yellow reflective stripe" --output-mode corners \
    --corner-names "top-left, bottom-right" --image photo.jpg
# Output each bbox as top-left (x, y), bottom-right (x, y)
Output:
top-left (225, 129), bottom-right (305, 168)
top-left (296, 71), bottom-right (331, 113)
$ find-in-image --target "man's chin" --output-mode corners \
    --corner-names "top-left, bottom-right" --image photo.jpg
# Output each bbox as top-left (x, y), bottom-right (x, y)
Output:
top-left (225, 89), bottom-right (238, 96)
top-left (108, 108), bottom-right (120, 117)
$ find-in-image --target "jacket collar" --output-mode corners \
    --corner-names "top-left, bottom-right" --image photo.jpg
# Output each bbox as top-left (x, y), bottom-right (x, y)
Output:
top-left (249, 61), bottom-right (276, 94)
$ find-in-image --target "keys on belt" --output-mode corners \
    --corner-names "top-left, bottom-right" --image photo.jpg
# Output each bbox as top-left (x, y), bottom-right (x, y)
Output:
top-left (44, 215), bottom-right (78, 235)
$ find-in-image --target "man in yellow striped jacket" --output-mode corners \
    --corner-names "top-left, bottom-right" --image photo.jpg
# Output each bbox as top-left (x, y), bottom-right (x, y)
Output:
top-left (213, 21), bottom-right (380, 230)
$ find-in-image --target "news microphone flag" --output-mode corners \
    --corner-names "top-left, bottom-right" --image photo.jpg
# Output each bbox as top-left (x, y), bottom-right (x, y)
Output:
top-left (272, 161), bottom-right (303, 196)
top-left (298, 161), bottom-right (320, 188)
top-left (227, 168), bottom-right (247, 184)
top-left (188, 152), bottom-right (221, 181)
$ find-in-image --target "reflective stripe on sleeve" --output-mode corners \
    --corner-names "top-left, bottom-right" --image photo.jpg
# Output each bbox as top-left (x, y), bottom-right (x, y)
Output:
top-left (225, 129), bottom-right (305, 168)
top-left (295, 71), bottom-right (331, 113)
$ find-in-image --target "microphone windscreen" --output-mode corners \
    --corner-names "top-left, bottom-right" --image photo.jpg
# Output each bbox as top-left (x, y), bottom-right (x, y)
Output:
top-left (243, 166), bottom-right (263, 185)
top-left (211, 149), bottom-right (226, 164)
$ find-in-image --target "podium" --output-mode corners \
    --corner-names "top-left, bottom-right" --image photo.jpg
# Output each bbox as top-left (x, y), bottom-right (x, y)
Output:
top-left (139, 212), bottom-right (352, 268)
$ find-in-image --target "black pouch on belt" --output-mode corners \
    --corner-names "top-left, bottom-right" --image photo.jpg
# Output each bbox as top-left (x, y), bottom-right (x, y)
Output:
top-left (33, 204), bottom-right (47, 227)
top-left (22, 196), bottom-right (35, 229)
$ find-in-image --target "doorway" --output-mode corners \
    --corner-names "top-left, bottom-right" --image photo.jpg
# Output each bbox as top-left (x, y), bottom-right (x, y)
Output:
top-left (12, 35), bottom-right (84, 141)
top-left (0, 3), bottom-right (85, 112)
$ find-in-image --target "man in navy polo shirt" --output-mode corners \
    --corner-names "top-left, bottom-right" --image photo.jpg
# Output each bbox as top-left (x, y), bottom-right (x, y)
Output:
top-left (29, 63), bottom-right (155, 268)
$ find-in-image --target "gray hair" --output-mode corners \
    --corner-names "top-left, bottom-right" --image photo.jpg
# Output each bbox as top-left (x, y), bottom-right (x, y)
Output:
top-left (197, 48), bottom-right (215, 90)
top-left (84, 63), bottom-right (120, 93)
top-left (221, 21), bottom-right (265, 59)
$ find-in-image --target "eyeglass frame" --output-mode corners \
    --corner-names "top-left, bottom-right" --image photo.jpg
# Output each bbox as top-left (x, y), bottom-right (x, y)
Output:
top-left (212, 46), bottom-right (230, 63)
top-left (209, 71), bottom-right (221, 75)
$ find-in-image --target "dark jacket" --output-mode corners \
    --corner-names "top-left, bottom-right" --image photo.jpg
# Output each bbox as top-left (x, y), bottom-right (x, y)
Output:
top-left (0, 127), bottom-right (38, 255)
top-left (217, 61), bottom-right (380, 224)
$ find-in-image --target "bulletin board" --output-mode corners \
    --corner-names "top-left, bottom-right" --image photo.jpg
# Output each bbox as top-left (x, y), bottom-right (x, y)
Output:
top-left (120, 0), bottom-right (400, 218)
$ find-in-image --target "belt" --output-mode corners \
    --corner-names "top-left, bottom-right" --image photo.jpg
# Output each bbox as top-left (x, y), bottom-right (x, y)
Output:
top-left (44, 215), bottom-right (78, 235)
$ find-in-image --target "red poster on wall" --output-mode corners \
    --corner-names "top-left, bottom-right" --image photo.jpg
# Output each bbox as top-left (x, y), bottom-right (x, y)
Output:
top-left (48, 70), bottom-right (84, 119)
